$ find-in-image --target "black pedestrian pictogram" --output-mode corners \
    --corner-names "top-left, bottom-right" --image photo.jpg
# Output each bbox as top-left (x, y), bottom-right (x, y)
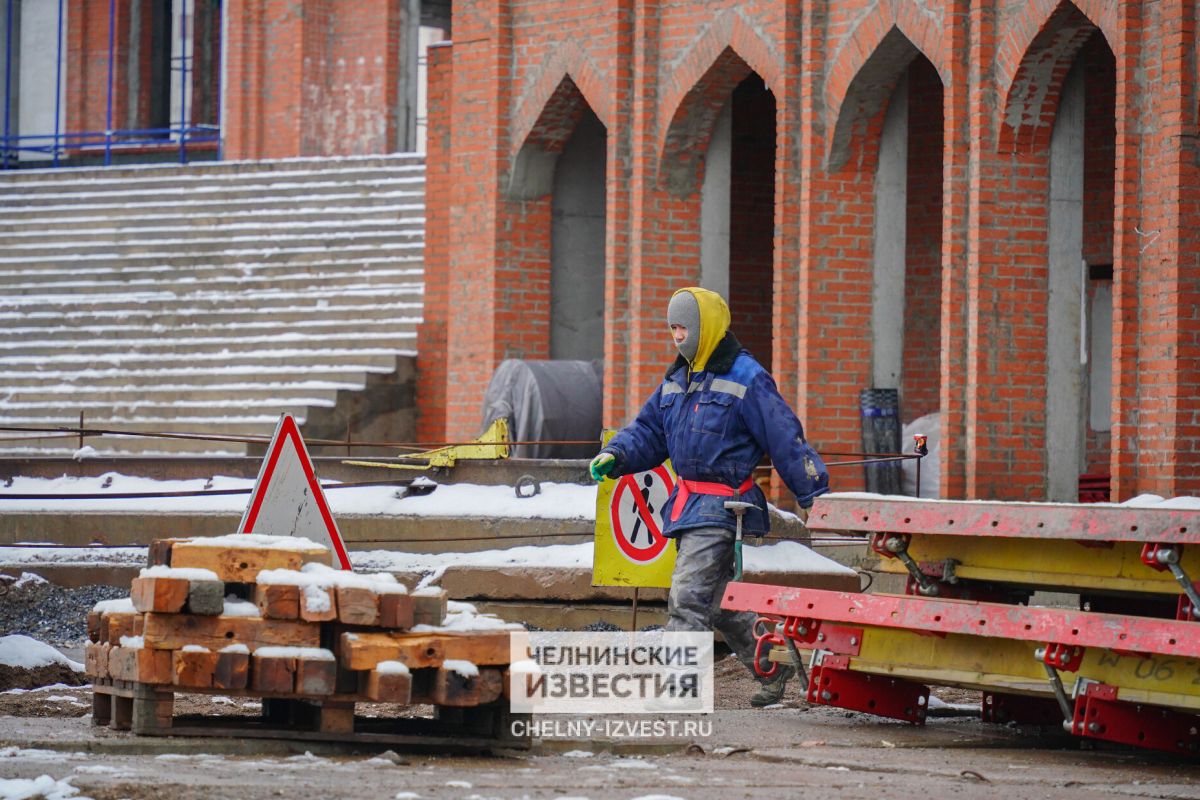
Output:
top-left (629, 474), bottom-right (655, 544)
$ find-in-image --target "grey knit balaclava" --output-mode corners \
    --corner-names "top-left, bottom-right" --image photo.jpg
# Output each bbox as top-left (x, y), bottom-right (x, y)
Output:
top-left (667, 290), bottom-right (701, 363)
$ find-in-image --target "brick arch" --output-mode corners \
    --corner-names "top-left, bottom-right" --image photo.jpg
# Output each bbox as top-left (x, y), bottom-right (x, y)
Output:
top-left (997, 1), bottom-right (1111, 154)
top-left (656, 10), bottom-right (782, 196)
top-left (822, 0), bottom-right (949, 171)
top-left (507, 74), bottom-right (606, 200)
top-left (825, 26), bottom-right (934, 172)
top-left (511, 41), bottom-right (610, 159)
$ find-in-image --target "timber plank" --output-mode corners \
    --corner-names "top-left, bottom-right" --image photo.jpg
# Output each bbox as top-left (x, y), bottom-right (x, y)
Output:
top-left (412, 590), bottom-right (448, 626)
top-left (169, 540), bottom-right (328, 583)
top-left (131, 576), bottom-right (190, 614)
top-left (421, 667), bottom-right (481, 707)
top-left (214, 650), bottom-right (250, 690)
top-left (364, 668), bottom-right (412, 703)
top-left (173, 649), bottom-right (219, 688)
top-left (104, 612), bottom-right (138, 644)
top-left (109, 647), bottom-right (172, 684)
top-left (142, 613), bottom-right (320, 652)
top-left (478, 668), bottom-right (503, 705)
top-left (296, 659), bottom-right (337, 696)
top-left (379, 593), bottom-right (414, 629)
top-left (335, 586), bottom-right (380, 626)
top-left (339, 631), bottom-right (512, 671)
top-left (251, 654), bottom-right (296, 694)
top-left (255, 584), bottom-right (300, 620)
top-left (299, 586), bottom-right (337, 622)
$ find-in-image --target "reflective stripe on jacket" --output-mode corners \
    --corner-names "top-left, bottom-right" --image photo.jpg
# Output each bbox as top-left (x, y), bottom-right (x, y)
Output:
top-left (603, 348), bottom-right (829, 538)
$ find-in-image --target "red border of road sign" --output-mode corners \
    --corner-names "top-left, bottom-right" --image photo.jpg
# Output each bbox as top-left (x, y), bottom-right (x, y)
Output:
top-left (240, 415), bottom-right (352, 570)
top-left (611, 465), bottom-right (674, 563)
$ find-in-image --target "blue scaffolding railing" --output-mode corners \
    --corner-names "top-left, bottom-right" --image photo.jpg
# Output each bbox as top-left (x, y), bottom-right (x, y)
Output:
top-left (1, 0), bottom-right (221, 169)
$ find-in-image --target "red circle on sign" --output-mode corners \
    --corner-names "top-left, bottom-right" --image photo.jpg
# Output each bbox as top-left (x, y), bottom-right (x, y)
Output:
top-left (610, 465), bottom-right (674, 563)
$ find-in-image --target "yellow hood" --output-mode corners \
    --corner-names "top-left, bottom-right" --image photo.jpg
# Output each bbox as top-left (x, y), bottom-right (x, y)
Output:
top-left (672, 287), bottom-right (730, 373)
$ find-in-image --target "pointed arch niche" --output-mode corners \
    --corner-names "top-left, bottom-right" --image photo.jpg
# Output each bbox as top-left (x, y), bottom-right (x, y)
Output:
top-left (509, 76), bottom-right (608, 361)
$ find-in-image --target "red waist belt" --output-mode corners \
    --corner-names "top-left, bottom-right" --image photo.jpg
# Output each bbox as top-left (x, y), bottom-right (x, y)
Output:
top-left (670, 477), bottom-right (756, 522)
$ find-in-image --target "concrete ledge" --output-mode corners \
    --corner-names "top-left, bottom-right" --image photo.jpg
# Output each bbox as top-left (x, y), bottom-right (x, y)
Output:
top-left (435, 566), bottom-right (859, 603)
top-left (0, 511), bottom-right (592, 551)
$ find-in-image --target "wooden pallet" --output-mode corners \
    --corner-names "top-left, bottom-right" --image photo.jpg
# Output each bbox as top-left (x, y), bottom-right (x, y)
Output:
top-left (91, 678), bottom-right (529, 749)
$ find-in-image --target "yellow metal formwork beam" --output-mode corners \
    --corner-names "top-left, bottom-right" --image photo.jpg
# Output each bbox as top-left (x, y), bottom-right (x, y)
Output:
top-left (872, 536), bottom-right (1200, 596)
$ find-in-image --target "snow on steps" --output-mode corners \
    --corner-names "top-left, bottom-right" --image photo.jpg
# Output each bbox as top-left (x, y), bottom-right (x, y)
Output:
top-left (0, 155), bottom-right (424, 457)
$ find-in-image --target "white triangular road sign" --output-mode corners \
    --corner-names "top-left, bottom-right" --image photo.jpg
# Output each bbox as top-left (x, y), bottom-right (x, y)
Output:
top-left (238, 414), bottom-right (351, 570)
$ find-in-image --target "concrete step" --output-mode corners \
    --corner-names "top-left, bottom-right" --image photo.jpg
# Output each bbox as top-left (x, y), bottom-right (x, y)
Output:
top-left (3, 383), bottom-right (352, 406)
top-left (0, 158), bottom-right (425, 194)
top-left (0, 331), bottom-right (417, 362)
top-left (0, 191), bottom-right (424, 222)
top-left (0, 313), bottom-right (420, 342)
top-left (0, 328), bottom-right (417, 358)
top-left (0, 208), bottom-right (427, 242)
top-left (0, 423), bottom-right (288, 456)
top-left (0, 256), bottom-right (423, 285)
top-left (0, 228), bottom-right (423, 259)
top-left (0, 401), bottom-right (325, 423)
top-left (0, 203), bottom-right (427, 235)
top-left (0, 153), bottom-right (424, 186)
top-left (1, 266), bottom-right (424, 296)
top-left (0, 300), bottom-right (422, 330)
top-left (0, 282), bottom-right (424, 312)
top-left (0, 174), bottom-right (426, 207)
top-left (0, 365), bottom-right (382, 389)
top-left (0, 242), bottom-right (424, 271)
top-left (0, 348), bottom-right (402, 374)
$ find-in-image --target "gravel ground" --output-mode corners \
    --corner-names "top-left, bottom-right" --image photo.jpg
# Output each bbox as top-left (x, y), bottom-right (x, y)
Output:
top-left (0, 574), bottom-right (126, 647)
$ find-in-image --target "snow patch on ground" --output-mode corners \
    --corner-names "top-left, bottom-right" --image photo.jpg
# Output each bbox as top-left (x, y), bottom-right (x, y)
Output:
top-left (0, 635), bottom-right (83, 672)
top-left (0, 775), bottom-right (92, 800)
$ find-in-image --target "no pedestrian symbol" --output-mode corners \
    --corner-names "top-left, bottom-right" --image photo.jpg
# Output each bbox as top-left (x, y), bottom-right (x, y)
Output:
top-left (610, 465), bottom-right (675, 564)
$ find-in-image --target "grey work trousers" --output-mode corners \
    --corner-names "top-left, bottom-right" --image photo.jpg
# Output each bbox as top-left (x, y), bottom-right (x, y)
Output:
top-left (664, 526), bottom-right (769, 683)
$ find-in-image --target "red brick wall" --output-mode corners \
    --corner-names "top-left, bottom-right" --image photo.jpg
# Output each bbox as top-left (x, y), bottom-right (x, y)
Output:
top-left (223, 0), bottom-right (402, 159)
top-left (421, 0), bottom-right (1199, 499)
top-left (416, 43), bottom-right (453, 443)
top-left (901, 57), bottom-right (943, 425)
top-left (67, 0), bottom-right (134, 140)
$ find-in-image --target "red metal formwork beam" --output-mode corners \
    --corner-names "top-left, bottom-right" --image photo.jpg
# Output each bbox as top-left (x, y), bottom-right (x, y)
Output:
top-left (1071, 683), bottom-right (1200, 755)
top-left (722, 584), bottom-right (1200, 660)
top-left (806, 496), bottom-right (1200, 545)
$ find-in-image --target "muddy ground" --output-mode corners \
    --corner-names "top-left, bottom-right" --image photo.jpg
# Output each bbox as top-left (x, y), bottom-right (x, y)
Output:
top-left (1, 655), bottom-right (1197, 800)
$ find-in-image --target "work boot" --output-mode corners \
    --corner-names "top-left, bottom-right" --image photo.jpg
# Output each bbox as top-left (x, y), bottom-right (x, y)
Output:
top-left (750, 665), bottom-right (794, 708)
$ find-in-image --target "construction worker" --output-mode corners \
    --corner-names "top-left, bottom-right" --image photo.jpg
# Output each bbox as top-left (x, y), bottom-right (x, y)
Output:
top-left (589, 287), bottom-right (829, 707)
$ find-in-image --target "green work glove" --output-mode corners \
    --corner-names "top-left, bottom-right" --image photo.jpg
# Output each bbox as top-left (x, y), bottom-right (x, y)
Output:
top-left (589, 452), bottom-right (616, 482)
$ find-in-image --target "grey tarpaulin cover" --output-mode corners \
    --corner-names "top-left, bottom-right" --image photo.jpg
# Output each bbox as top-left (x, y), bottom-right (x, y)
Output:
top-left (480, 359), bottom-right (603, 459)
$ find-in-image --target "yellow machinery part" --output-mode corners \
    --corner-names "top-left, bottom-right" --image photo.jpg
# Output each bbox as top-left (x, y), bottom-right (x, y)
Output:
top-left (344, 418), bottom-right (510, 471)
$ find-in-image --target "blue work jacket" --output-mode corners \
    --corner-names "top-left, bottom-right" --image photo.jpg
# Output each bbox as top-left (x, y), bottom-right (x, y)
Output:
top-left (603, 344), bottom-right (829, 538)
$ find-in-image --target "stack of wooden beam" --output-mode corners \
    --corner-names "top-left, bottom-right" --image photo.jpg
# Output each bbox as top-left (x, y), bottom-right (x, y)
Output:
top-left (84, 534), bottom-right (521, 741)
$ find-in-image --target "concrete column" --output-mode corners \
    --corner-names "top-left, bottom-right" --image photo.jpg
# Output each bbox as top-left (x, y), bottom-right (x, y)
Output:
top-left (872, 73), bottom-right (908, 389)
top-left (395, 0), bottom-right (419, 151)
top-left (1046, 63), bottom-right (1085, 501)
top-left (550, 109), bottom-right (607, 360)
top-left (699, 97), bottom-right (731, 299)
